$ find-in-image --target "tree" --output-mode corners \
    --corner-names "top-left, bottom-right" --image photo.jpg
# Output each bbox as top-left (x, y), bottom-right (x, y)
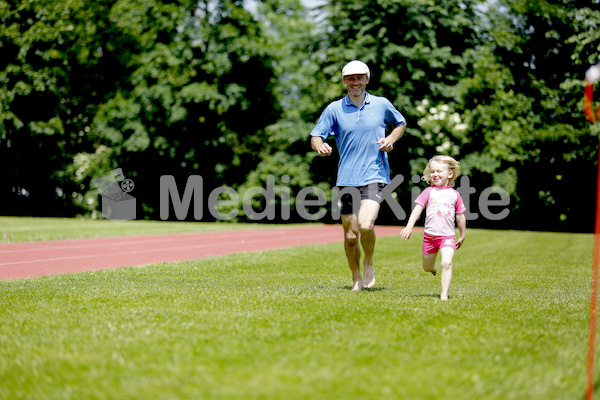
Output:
top-left (302, 0), bottom-right (484, 223)
top-left (73, 0), bottom-right (280, 219)
top-left (3, 0), bottom-right (599, 231)
top-left (232, 0), bottom-right (333, 222)
top-left (301, 0), bottom-right (599, 231)
top-left (451, 0), bottom-right (599, 231)
top-left (0, 0), bottom-right (119, 216)
top-left (0, 0), bottom-right (281, 219)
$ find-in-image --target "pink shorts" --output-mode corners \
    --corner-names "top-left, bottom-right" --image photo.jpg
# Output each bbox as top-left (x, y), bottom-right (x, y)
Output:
top-left (422, 233), bottom-right (456, 255)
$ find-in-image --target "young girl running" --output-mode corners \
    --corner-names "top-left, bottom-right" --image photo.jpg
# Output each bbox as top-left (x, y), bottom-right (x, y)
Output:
top-left (400, 155), bottom-right (467, 300)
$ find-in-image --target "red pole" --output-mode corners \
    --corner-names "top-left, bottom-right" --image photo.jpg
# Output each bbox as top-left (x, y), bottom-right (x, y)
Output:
top-left (586, 135), bottom-right (600, 400)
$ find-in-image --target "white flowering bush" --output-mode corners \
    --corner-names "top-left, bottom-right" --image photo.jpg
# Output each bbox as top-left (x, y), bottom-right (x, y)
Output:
top-left (414, 99), bottom-right (469, 156)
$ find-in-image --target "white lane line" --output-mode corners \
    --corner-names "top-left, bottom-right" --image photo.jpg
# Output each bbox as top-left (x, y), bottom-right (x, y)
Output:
top-left (0, 232), bottom-right (341, 267)
top-left (0, 228), bottom-right (328, 254)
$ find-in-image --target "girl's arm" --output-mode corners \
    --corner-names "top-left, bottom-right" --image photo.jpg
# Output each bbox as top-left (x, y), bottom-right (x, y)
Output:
top-left (455, 213), bottom-right (467, 249)
top-left (400, 204), bottom-right (424, 239)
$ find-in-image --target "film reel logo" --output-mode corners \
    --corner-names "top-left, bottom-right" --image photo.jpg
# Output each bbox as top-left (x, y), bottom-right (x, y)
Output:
top-left (120, 178), bottom-right (135, 194)
top-left (91, 168), bottom-right (136, 220)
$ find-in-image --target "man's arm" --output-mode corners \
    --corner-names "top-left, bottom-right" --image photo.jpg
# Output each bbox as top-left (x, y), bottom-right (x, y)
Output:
top-left (311, 136), bottom-right (333, 156)
top-left (377, 123), bottom-right (406, 152)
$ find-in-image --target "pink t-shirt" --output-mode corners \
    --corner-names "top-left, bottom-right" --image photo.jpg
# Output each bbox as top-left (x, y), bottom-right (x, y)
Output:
top-left (415, 186), bottom-right (466, 237)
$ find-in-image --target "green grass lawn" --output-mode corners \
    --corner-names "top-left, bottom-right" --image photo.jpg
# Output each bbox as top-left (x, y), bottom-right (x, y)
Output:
top-left (0, 216), bottom-right (295, 242)
top-left (0, 217), bottom-right (595, 399)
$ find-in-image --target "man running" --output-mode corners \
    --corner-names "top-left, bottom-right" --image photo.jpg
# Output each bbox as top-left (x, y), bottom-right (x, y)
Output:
top-left (310, 60), bottom-right (407, 291)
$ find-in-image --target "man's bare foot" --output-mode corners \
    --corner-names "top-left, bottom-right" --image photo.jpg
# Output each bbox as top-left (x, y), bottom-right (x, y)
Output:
top-left (352, 279), bottom-right (363, 291)
top-left (363, 265), bottom-right (376, 289)
top-left (440, 294), bottom-right (448, 301)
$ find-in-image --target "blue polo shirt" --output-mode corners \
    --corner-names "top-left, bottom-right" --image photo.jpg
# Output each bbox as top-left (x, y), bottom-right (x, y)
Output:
top-left (310, 92), bottom-right (406, 186)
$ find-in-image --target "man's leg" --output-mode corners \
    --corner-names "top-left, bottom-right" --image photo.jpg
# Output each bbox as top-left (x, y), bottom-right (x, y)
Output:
top-left (342, 213), bottom-right (362, 291)
top-left (358, 199), bottom-right (381, 289)
top-left (439, 247), bottom-right (455, 300)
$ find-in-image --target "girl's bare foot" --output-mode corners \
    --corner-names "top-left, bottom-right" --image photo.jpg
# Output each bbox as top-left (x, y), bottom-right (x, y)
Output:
top-left (423, 266), bottom-right (437, 276)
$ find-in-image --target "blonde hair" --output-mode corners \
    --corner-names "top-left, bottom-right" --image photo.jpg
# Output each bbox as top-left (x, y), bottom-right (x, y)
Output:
top-left (422, 155), bottom-right (461, 187)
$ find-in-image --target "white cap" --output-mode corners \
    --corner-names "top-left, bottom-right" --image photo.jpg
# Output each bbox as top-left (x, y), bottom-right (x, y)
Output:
top-left (342, 60), bottom-right (370, 79)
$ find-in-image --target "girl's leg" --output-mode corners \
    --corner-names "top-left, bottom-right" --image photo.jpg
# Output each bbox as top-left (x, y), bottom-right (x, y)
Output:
top-left (422, 253), bottom-right (437, 276)
top-left (439, 247), bottom-right (456, 300)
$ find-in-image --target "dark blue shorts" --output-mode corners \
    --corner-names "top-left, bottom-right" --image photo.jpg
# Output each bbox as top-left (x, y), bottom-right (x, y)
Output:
top-left (337, 183), bottom-right (386, 215)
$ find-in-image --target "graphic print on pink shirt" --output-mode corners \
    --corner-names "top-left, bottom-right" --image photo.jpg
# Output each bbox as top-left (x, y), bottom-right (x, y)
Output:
top-left (415, 186), bottom-right (466, 237)
top-left (436, 201), bottom-right (452, 218)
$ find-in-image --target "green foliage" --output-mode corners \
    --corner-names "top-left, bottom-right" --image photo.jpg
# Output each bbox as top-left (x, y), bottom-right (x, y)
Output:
top-left (0, 0), bottom-right (598, 230)
top-left (86, 0), bottom-right (280, 215)
top-left (0, 0), bottom-right (281, 219)
top-left (451, 0), bottom-right (597, 230)
top-left (311, 0), bottom-right (598, 231)
top-left (0, 0), bottom-right (115, 216)
top-left (67, 145), bottom-right (113, 214)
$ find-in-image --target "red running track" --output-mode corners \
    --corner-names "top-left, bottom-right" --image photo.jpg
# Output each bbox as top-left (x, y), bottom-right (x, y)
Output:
top-left (0, 225), bottom-right (403, 281)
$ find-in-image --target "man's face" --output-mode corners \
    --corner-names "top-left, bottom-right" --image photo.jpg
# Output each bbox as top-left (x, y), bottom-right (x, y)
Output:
top-left (343, 74), bottom-right (369, 97)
